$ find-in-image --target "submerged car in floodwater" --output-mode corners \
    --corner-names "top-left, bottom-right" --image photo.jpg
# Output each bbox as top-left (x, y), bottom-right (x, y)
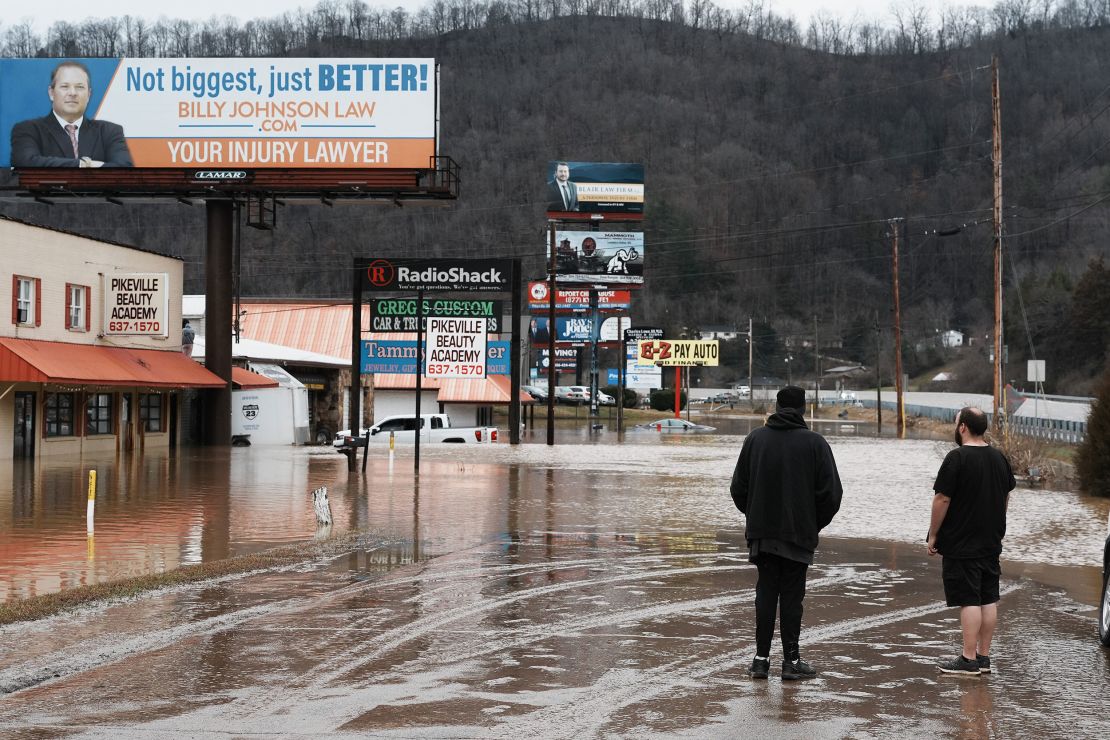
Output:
top-left (634, 418), bottom-right (716, 433)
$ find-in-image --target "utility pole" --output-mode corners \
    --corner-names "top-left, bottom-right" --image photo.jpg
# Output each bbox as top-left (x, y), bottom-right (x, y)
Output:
top-left (748, 316), bottom-right (754, 410)
top-left (875, 311), bottom-right (882, 437)
top-left (891, 218), bottom-right (905, 439)
top-left (992, 54), bottom-right (1004, 433)
top-left (813, 314), bottom-right (820, 419)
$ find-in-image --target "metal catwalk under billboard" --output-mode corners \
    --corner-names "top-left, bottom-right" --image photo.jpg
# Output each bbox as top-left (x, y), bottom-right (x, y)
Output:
top-left (554, 231), bottom-right (644, 284)
top-left (1, 58), bottom-right (436, 169)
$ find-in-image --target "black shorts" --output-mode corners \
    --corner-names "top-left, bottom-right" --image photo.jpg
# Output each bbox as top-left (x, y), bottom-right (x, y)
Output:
top-left (942, 556), bottom-right (1001, 607)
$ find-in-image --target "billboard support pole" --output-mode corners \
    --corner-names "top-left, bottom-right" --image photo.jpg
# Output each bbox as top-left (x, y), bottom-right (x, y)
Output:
top-left (509, 258), bottom-right (522, 445)
top-left (203, 199), bottom-right (233, 446)
top-left (547, 224), bottom-right (556, 446)
top-left (415, 289), bottom-right (424, 474)
top-left (589, 288), bottom-right (600, 420)
top-left (674, 366), bottom-right (682, 419)
top-left (349, 259), bottom-right (362, 473)
top-left (618, 324), bottom-right (626, 434)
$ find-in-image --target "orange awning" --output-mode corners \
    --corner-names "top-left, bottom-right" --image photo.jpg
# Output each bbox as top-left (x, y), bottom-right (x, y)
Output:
top-left (231, 366), bottom-right (280, 389)
top-left (0, 338), bottom-right (225, 388)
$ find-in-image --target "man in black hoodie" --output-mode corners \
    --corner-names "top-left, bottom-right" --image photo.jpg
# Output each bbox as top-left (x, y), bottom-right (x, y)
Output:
top-left (730, 386), bottom-right (843, 680)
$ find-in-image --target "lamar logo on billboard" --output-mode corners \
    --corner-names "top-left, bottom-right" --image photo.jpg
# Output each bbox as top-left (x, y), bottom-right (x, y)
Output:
top-left (367, 259), bottom-right (395, 288)
top-left (242, 404), bottom-right (260, 420)
top-left (192, 170), bottom-right (252, 181)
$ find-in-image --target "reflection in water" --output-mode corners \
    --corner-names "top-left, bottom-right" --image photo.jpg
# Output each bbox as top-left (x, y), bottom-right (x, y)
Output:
top-left (2, 433), bottom-right (1106, 604)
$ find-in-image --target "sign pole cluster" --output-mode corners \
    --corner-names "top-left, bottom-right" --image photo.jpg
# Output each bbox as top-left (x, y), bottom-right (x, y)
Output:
top-left (541, 161), bottom-right (646, 442)
top-left (351, 256), bottom-right (519, 475)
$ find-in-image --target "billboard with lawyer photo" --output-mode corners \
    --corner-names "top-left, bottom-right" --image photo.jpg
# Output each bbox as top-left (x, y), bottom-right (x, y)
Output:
top-left (0, 58), bottom-right (436, 169)
top-left (545, 161), bottom-right (644, 217)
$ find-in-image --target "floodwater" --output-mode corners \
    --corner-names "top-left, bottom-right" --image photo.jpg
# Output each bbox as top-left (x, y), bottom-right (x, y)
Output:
top-left (2, 429), bottom-right (1105, 602)
top-left (1, 431), bottom-right (1108, 736)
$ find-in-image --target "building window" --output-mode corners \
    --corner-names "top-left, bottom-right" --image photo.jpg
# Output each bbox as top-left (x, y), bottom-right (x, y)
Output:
top-left (66, 284), bottom-right (89, 331)
top-left (86, 393), bottom-right (114, 435)
top-left (45, 393), bottom-right (76, 437)
top-left (140, 393), bottom-right (163, 432)
top-left (13, 276), bottom-right (38, 326)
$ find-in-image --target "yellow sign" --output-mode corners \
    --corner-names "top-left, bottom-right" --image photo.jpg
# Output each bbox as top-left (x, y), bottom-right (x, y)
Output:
top-left (636, 340), bottom-right (719, 366)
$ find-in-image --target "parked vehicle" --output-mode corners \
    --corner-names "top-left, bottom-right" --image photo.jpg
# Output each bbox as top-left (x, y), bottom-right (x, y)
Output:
top-left (596, 390), bottom-right (616, 406)
top-left (634, 418), bottom-right (716, 433)
top-left (334, 413), bottom-right (498, 448)
top-left (1100, 510), bottom-right (1110, 647)
top-left (733, 384), bottom-right (751, 397)
top-left (522, 385), bottom-right (548, 402)
top-left (554, 386), bottom-right (590, 405)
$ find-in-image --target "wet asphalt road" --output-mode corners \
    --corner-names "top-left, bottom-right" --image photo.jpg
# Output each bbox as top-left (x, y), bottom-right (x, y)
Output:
top-left (1, 433), bottom-right (1108, 738)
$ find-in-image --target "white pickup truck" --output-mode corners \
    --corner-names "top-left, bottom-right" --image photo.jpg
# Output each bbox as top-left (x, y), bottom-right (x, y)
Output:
top-left (334, 413), bottom-right (498, 448)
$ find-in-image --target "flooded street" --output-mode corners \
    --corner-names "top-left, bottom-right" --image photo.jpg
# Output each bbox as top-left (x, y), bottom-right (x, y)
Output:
top-left (1, 432), bottom-right (1108, 737)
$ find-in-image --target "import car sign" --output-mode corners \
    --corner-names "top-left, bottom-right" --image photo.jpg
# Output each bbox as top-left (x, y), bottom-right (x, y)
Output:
top-left (424, 317), bottom-right (487, 378)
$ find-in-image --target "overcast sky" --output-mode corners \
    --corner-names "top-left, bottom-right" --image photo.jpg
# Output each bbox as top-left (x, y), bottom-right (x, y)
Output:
top-left (13, 1), bottom-right (968, 33)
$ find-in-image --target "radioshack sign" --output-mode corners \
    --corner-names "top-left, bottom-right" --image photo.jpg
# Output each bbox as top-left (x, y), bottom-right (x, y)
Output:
top-left (363, 258), bottom-right (512, 293)
top-left (103, 272), bottom-right (169, 337)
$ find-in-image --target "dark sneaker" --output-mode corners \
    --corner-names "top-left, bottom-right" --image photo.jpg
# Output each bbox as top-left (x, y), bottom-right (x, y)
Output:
top-left (749, 658), bottom-right (770, 679)
top-left (976, 654), bottom-right (991, 674)
top-left (938, 655), bottom-right (981, 676)
top-left (781, 658), bottom-right (817, 680)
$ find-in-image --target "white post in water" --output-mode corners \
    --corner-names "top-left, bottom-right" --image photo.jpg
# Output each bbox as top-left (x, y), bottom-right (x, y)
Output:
top-left (86, 470), bottom-right (96, 534)
top-left (312, 486), bottom-right (333, 526)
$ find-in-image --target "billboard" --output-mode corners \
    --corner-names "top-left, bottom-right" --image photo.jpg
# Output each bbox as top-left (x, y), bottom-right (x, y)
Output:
top-left (103, 273), bottom-right (169, 337)
top-left (538, 347), bottom-right (578, 371)
top-left (362, 258), bottom-right (511, 293)
top-left (1, 58), bottom-right (435, 169)
top-left (636, 340), bottom-right (720, 367)
top-left (554, 231), bottom-right (643, 284)
top-left (529, 316), bottom-right (594, 344)
top-left (361, 340), bottom-right (509, 375)
top-left (545, 161), bottom-right (644, 217)
top-left (527, 281), bottom-right (631, 311)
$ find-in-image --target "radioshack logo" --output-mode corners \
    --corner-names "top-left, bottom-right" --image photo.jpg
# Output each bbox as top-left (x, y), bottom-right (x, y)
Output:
top-left (367, 259), bottom-right (395, 287)
top-left (192, 170), bottom-right (251, 181)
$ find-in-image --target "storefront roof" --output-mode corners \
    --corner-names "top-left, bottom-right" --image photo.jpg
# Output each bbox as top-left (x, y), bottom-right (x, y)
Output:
top-left (192, 336), bottom-right (348, 367)
top-left (237, 302), bottom-right (367, 359)
top-left (0, 338), bottom-right (225, 388)
top-left (231, 367), bottom-right (280, 389)
top-left (372, 374), bottom-right (533, 404)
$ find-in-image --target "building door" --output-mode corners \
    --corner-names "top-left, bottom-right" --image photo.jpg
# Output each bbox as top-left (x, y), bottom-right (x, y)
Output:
top-left (13, 392), bottom-right (35, 458)
top-left (121, 393), bottom-right (133, 451)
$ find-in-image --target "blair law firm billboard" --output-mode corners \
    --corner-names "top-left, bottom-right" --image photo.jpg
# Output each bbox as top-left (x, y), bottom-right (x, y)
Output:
top-left (1, 58), bottom-right (435, 169)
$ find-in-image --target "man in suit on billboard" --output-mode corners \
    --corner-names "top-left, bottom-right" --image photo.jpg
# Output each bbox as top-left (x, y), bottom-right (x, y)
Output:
top-left (11, 60), bottom-right (133, 168)
top-left (546, 161), bottom-right (578, 212)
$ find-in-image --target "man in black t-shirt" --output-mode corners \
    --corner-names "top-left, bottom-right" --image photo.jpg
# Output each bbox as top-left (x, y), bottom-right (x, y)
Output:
top-left (927, 406), bottom-right (1016, 676)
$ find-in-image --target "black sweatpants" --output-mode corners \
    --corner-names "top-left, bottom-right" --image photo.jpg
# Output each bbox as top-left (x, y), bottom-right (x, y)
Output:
top-left (753, 553), bottom-right (809, 660)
